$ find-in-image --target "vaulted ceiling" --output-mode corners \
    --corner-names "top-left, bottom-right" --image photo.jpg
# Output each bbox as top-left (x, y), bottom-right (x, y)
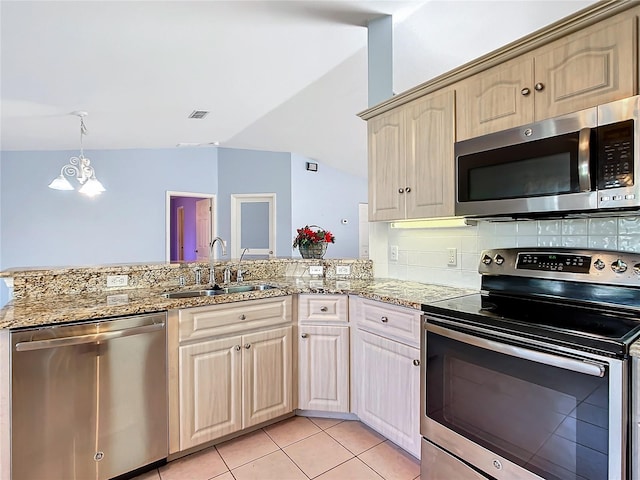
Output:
top-left (0, 1), bottom-right (596, 177)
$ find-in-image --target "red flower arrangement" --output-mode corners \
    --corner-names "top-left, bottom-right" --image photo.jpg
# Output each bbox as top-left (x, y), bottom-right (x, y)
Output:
top-left (293, 225), bottom-right (335, 248)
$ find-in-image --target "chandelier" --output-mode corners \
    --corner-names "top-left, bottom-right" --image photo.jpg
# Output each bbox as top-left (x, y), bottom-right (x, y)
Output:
top-left (48, 111), bottom-right (106, 196)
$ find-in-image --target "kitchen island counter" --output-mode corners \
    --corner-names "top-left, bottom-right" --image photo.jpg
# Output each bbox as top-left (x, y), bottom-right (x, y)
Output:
top-left (0, 278), bottom-right (475, 330)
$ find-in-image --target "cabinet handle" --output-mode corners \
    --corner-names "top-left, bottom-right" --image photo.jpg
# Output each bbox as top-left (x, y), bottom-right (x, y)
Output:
top-left (320, 306), bottom-right (328, 312)
top-left (398, 188), bottom-right (404, 194)
top-left (301, 333), bottom-right (308, 338)
top-left (234, 345), bottom-right (241, 352)
top-left (520, 87), bottom-right (531, 96)
top-left (405, 186), bottom-right (411, 193)
top-left (239, 314), bottom-right (246, 320)
top-left (535, 82), bottom-right (545, 91)
top-left (244, 343), bottom-right (251, 349)
top-left (381, 316), bottom-right (389, 323)
top-left (413, 359), bottom-right (420, 366)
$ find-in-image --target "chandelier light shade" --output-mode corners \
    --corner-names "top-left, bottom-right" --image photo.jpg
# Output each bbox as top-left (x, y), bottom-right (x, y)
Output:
top-left (49, 111), bottom-right (105, 196)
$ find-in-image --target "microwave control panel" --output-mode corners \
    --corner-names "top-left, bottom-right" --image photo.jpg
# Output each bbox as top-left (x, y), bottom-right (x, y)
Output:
top-left (598, 119), bottom-right (634, 189)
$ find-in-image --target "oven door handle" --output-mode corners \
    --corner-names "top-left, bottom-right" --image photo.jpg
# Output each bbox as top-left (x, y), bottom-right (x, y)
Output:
top-left (578, 127), bottom-right (592, 192)
top-left (427, 323), bottom-right (607, 377)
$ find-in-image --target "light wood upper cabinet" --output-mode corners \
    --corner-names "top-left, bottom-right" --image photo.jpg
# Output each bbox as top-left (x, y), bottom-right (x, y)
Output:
top-left (456, 57), bottom-right (535, 140)
top-left (457, 14), bottom-right (637, 141)
top-left (533, 15), bottom-right (636, 119)
top-left (368, 89), bottom-right (455, 221)
top-left (368, 108), bottom-right (405, 221)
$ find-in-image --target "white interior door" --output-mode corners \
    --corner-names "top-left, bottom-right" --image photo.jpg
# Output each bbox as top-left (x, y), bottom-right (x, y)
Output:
top-left (231, 194), bottom-right (276, 258)
top-left (195, 199), bottom-right (212, 261)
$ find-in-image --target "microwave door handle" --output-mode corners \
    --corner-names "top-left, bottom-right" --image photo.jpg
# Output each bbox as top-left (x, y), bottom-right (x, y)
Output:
top-left (578, 127), bottom-right (592, 192)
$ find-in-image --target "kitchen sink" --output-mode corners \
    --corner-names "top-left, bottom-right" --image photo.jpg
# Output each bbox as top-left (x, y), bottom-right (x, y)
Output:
top-left (162, 284), bottom-right (276, 298)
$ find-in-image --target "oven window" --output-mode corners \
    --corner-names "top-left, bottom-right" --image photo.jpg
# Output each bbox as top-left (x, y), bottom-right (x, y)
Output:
top-left (426, 332), bottom-right (609, 480)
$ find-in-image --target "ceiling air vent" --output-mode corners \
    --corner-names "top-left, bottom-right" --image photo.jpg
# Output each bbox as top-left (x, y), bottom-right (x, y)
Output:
top-left (188, 110), bottom-right (209, 119)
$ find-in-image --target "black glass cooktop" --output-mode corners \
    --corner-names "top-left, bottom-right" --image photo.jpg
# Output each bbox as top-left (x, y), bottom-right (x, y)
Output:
top-left (422, 292), bottom-right (640, 358)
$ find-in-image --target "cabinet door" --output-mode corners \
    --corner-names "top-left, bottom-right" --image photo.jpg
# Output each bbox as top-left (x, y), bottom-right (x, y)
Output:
top-left (368, 107), bottom-right (406, 221)
top-left (242, 326), bottom-right (293, 428)
top-left (298, 325), bottom-right (349, 413)
top-left (405, 90), bottom-right (456, 219)
top-left (355, 329), bottom-right (421, 458)
top-left (534, 15), bottom-right (636, 120)
top-left (179, 336), bottom-right (242, 450)
top-left (456, 56), bottom-right (535, 141)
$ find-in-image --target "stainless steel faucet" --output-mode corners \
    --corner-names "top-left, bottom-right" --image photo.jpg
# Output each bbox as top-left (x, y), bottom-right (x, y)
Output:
top-left (209, 237), bottom-right (227, 285)
top-left (237, 248), bottom-right (249, 282)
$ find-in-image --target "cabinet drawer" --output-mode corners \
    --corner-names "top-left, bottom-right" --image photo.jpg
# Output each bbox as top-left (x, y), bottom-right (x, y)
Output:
top-left (179, 296), bottom-right (292, 343)
top-left (298, 294), bottom-right (348, 324)
top-left (358, 299), bottom-right (421, 347)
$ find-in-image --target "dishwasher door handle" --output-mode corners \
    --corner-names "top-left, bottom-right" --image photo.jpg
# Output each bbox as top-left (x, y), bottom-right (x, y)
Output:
top-left (15, 322), bottom-right (165, 352)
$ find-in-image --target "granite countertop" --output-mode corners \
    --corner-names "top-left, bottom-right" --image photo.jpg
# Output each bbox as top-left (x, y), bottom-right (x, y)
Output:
top-left (630, 342), bottom-right (640, 357)
top-left (0, 278), bottom-right (475, 330)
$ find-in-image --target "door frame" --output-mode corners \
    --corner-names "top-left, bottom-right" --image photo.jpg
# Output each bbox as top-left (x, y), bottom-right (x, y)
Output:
top-left (230, 193), bottom-right (276, 258)
top-left (165, 191), bottom-right (216, 262)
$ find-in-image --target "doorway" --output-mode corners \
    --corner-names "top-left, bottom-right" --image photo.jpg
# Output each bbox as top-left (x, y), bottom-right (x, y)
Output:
top-left (166, 191), bottom-right (216, 262)
top-left (230, 193), bottom-right (276, 259)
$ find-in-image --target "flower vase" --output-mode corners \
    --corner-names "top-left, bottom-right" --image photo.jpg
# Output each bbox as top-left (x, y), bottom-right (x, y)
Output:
top-left (299, 242), bottom-right (327, 259)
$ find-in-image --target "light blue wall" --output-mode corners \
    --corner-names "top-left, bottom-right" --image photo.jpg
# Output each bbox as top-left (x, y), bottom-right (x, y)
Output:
top-left (0, 154), bottom-right (6, 306)
top-left (217, 148), bottom-right (292, 258)
top-left (291, 153), bottom-right (366, 259)
top-left (368, 15), bottom-right (393, 107)
top-left (1, 148), bottom-right (218, 269)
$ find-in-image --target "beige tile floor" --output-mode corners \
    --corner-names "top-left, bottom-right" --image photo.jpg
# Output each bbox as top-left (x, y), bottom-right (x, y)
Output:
top-left (134, 416), bottom-right (420, 480)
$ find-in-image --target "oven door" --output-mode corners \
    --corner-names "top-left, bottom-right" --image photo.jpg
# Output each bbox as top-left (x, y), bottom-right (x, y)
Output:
top-left (421, 317), bottom-right (627, 480)
top-left (455, 107), bottom-right (597, 217)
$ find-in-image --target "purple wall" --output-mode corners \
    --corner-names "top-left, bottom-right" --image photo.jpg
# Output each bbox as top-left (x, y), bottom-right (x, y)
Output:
top-left (170, 196), bottom-right (199, 262)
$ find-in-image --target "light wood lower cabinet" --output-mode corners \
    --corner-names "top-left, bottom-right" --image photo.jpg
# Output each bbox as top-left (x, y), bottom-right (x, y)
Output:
top-left (298, 325), bottom-right (349, 413)
top-left (242, 327), bottom-right (293, 428)
top-left (171, 296), bottom-right (293, 453)
top-left (354, 328), bottom-right (421, 458)
top-left (179, 325), bottom-right (292, 451)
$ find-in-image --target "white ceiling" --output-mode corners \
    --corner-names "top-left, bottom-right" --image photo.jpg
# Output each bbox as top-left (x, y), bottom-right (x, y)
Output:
top-left (1, 0), bottom-right (597, 178)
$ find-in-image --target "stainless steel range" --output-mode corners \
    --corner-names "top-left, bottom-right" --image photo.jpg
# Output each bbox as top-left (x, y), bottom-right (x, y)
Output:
top-left (420, 248), bottom-right (640, 480)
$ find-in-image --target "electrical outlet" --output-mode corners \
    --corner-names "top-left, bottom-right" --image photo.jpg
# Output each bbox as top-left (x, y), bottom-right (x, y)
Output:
top-left (106, 294), bottom-right (129, 306)
top-left (336, 265), bottom-right (351, 275)
top-left (390, 245), bottom-right (399, 262)
top-left (106, 274), bottom-right (128, 287)
top-left (309, 265), bottom-right (324, 275)
top-left (447, 248), bottom-right (457, 266)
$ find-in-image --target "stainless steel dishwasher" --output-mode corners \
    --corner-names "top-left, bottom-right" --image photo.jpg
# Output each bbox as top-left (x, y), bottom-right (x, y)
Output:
top-left (10, 312), bottom-right (168, 480)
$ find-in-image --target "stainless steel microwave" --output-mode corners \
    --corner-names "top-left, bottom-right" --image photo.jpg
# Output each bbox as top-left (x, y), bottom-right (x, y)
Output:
top-left (455, 95), bottom-right (640, 218)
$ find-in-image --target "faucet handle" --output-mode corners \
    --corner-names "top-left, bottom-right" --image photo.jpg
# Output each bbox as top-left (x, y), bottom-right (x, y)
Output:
top-left (236, 268), bottom-right (248, 283)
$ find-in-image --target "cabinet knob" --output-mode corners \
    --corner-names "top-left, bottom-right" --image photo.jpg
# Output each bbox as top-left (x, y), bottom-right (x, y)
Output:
top-left (381, 316), bottom-right (389, 323)
top-left (520, 87), bottom-right (531, 96)
top-left (239, 314), bottom-right (246, 320)
top-left (534, 82), bottom-right (545, 91)
top-left (405, 186), bottom-right (411, 193)
top-left (234, 345), bottom-right (241, 352)
top-left (301, 333), bottom-right (308, 338)
top-left (413, 359), bottom-right (420, 366)
top-left (398, 188), bottom-right (404, 194)
top-left (320, 306), bottom-right (328, 312)
top-left (244, 343), bottom-right (251, 349)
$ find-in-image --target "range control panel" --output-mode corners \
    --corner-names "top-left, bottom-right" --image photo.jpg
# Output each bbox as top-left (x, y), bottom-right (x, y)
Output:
top-left (516, 253), bottom-right (591, 274)
top-left (479, 248), bottom-right (640, 286)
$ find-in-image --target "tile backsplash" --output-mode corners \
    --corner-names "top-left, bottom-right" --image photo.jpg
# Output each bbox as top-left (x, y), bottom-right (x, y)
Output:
top-left (370, 215), bottom-right (640, 290)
